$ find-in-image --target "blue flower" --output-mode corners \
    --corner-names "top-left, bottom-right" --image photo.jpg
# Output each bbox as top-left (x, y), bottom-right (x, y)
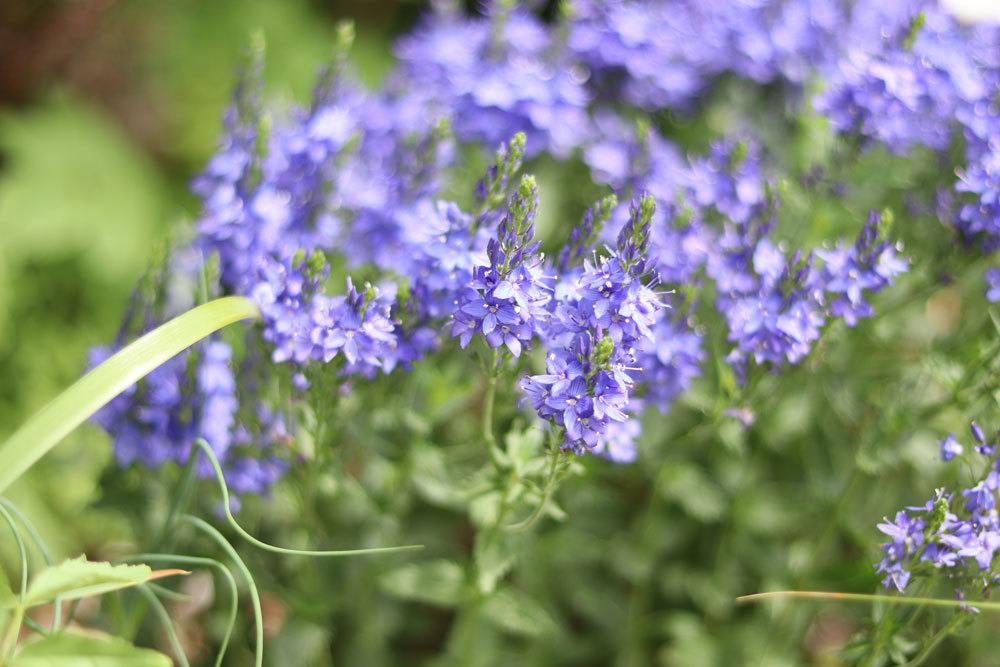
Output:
top-left (940, 433), bottom-right (963, 461)
top-left (452, 175), bottom-right (550, 357)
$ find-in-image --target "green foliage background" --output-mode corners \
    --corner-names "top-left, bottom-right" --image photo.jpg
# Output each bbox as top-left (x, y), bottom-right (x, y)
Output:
top-left (2, 1), bottom-right (1000, 665)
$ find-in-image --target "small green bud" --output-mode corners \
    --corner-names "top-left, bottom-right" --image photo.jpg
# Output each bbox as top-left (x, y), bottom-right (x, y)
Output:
top-left (364, 281), bottom-right (377, 304)
top-left (292, 248), bottom-right (307, 269)
top-left (518, 174), bottom-right (537, 199)
top-left (730, 141), bottom-right (749, 168)
top-left (903, 11), bottom-right (925, 50)
top-left (396, 277), bottom-right (411, 309)
top-left (433, 116), bottom-right (452, 141)
top-left (509, 132), bottom-right (527, 166)
top-left (307, 250), bottom-right (327, 276)
top-left (638, 193), bottom-right (656, 225)
top-left (592, 335), bottom-right (615, 370)
top-left (335, 20), bottom-right (356, 53)
top-left (928, 492), bottom-right (949, 532)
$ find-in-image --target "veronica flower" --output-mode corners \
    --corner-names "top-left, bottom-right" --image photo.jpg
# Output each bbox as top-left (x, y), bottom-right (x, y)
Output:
top-left (875, 423), bottom-right (1000, 591)
top-left (452, 175), bottom-right (550, 357)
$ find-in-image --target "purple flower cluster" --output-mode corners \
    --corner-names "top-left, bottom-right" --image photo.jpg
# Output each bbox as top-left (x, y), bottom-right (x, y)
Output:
top-left (452, 175), bottom-right (550, 357)
top-left (395, 6), bottom-right (589, 158)
top-left (569, 0), bottom-right (844, 111)
top-left (816, 3), bottom-right (1000, 295)
top-left (521, 196), bottom-right (663, 457)
top-left (876, 423), bottom-right (1000, 592)
top-left (251, 252), bottom-right (400, 376)
top-left (813, 212), bottom-right (909, 327)
top-left (90, 337), bottom-right (290, 504)
top-left (94, 0), bottom-right (979, 491)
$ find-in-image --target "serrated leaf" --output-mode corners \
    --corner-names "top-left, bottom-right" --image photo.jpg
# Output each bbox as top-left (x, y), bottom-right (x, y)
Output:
top-left (379, 560), bottom-right (465, 608)
top-left (21, 557), bottom-right (185, 608)
top-left (12, 632), bottom-right (171, 667)
top-left (482, 588), bottom-right (557, 638)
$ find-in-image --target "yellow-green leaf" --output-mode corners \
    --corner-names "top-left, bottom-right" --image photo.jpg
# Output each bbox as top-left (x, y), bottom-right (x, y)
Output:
top-left (12, 632), bottom-right (171, 667)
top-left (22, 557), bottom-right (185, 608)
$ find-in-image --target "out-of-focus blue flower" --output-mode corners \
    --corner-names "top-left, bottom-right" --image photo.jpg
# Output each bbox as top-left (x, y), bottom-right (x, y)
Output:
top-left (90, 337), bottom-right (290, 503)
top-left (395, 6), bottom-right (589, 158)
top-left (569, 0), bottom-right (845, 111)
top-left (986, 269), bottom-right (1000, 302)
top-left (638, 313), bottom-right (705, 413)
top-left (940, 433), bottom-right (963, 461)
top-left (814, 211), bottom-right (908, 327)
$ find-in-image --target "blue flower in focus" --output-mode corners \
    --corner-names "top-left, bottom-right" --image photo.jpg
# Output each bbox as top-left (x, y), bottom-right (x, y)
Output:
top-left (452, 175), bottom-right (550, 357)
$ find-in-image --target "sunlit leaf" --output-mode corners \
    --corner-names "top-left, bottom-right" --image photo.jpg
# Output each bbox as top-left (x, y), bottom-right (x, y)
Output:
top-left (12, 632), bottom-right (171, 667)
top-left (21, 557), bottom-right (185, 608)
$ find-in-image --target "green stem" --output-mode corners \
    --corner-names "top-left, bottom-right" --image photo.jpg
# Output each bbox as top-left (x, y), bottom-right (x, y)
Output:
top-left (506, 440), bottom-right (564, 531)
top-left (0, 501), bottom-right (58, 632)
top-left (181, 515), bottom-right (264, 667)
top-left (483, 350), bottom-right (504, 471)
top-left (122, 554), bottom-right (238, 667)
top-left (901, 613), bottom-right (965, 667)
top-left (738, 589), bottom-right (1000, 612)
top-left (136, 586), bottom-right (190, 667)
top-left (152, 452), bottom-right (199, 551)
top-left (193, 440), bottom-right (422, 557)
top-left (0, 504), bottom-right (28, 600)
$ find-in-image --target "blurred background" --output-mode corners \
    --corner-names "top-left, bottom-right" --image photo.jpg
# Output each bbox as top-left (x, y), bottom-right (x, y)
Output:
top-left (0, 0), bottom-right (420, 438)
top-left (3, 1), bottom-right (1000, 665)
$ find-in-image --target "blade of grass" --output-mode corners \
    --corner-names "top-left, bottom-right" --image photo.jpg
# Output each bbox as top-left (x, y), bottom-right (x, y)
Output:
top-left (0, 297), bottom-right (260, 494)
top-left (737, 590), bottom-right (1000, 612)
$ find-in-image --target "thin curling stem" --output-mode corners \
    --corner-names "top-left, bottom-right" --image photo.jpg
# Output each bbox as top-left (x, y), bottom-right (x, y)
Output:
top-left (121, 553), bottom-right (238, 667)
top-left (181, 515), bottom-right (264, 667)
top-left (191, 439), bottom-right (423, 557)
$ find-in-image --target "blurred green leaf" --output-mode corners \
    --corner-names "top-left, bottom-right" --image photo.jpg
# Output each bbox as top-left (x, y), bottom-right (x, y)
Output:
top-left (0, 564), bottom-right (15, 609)
top-left (474, 532), bottom-right (522, 595)
top-left (482, 588), bottom-right (557, 638)
top-left (379, 560), bottom-right (465, 608)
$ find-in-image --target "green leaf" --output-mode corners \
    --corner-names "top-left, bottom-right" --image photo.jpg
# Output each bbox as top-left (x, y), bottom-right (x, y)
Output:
top-left (473, 532), bottom-right (523, 594)
top-left (21, 557), bottom-right (184, 608)
top-left (378, 560), bottom-right (465, 608)
top-left (505, 427), bottom-right (544, 477)
top-left (0, 564), bottom-right (15, 609)
top-left (0, 296), bottom-right (259, 494)
top-left (482, 589), bottom-right (557, 638)
top-left (12, 632), bottom-right (171, 667)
